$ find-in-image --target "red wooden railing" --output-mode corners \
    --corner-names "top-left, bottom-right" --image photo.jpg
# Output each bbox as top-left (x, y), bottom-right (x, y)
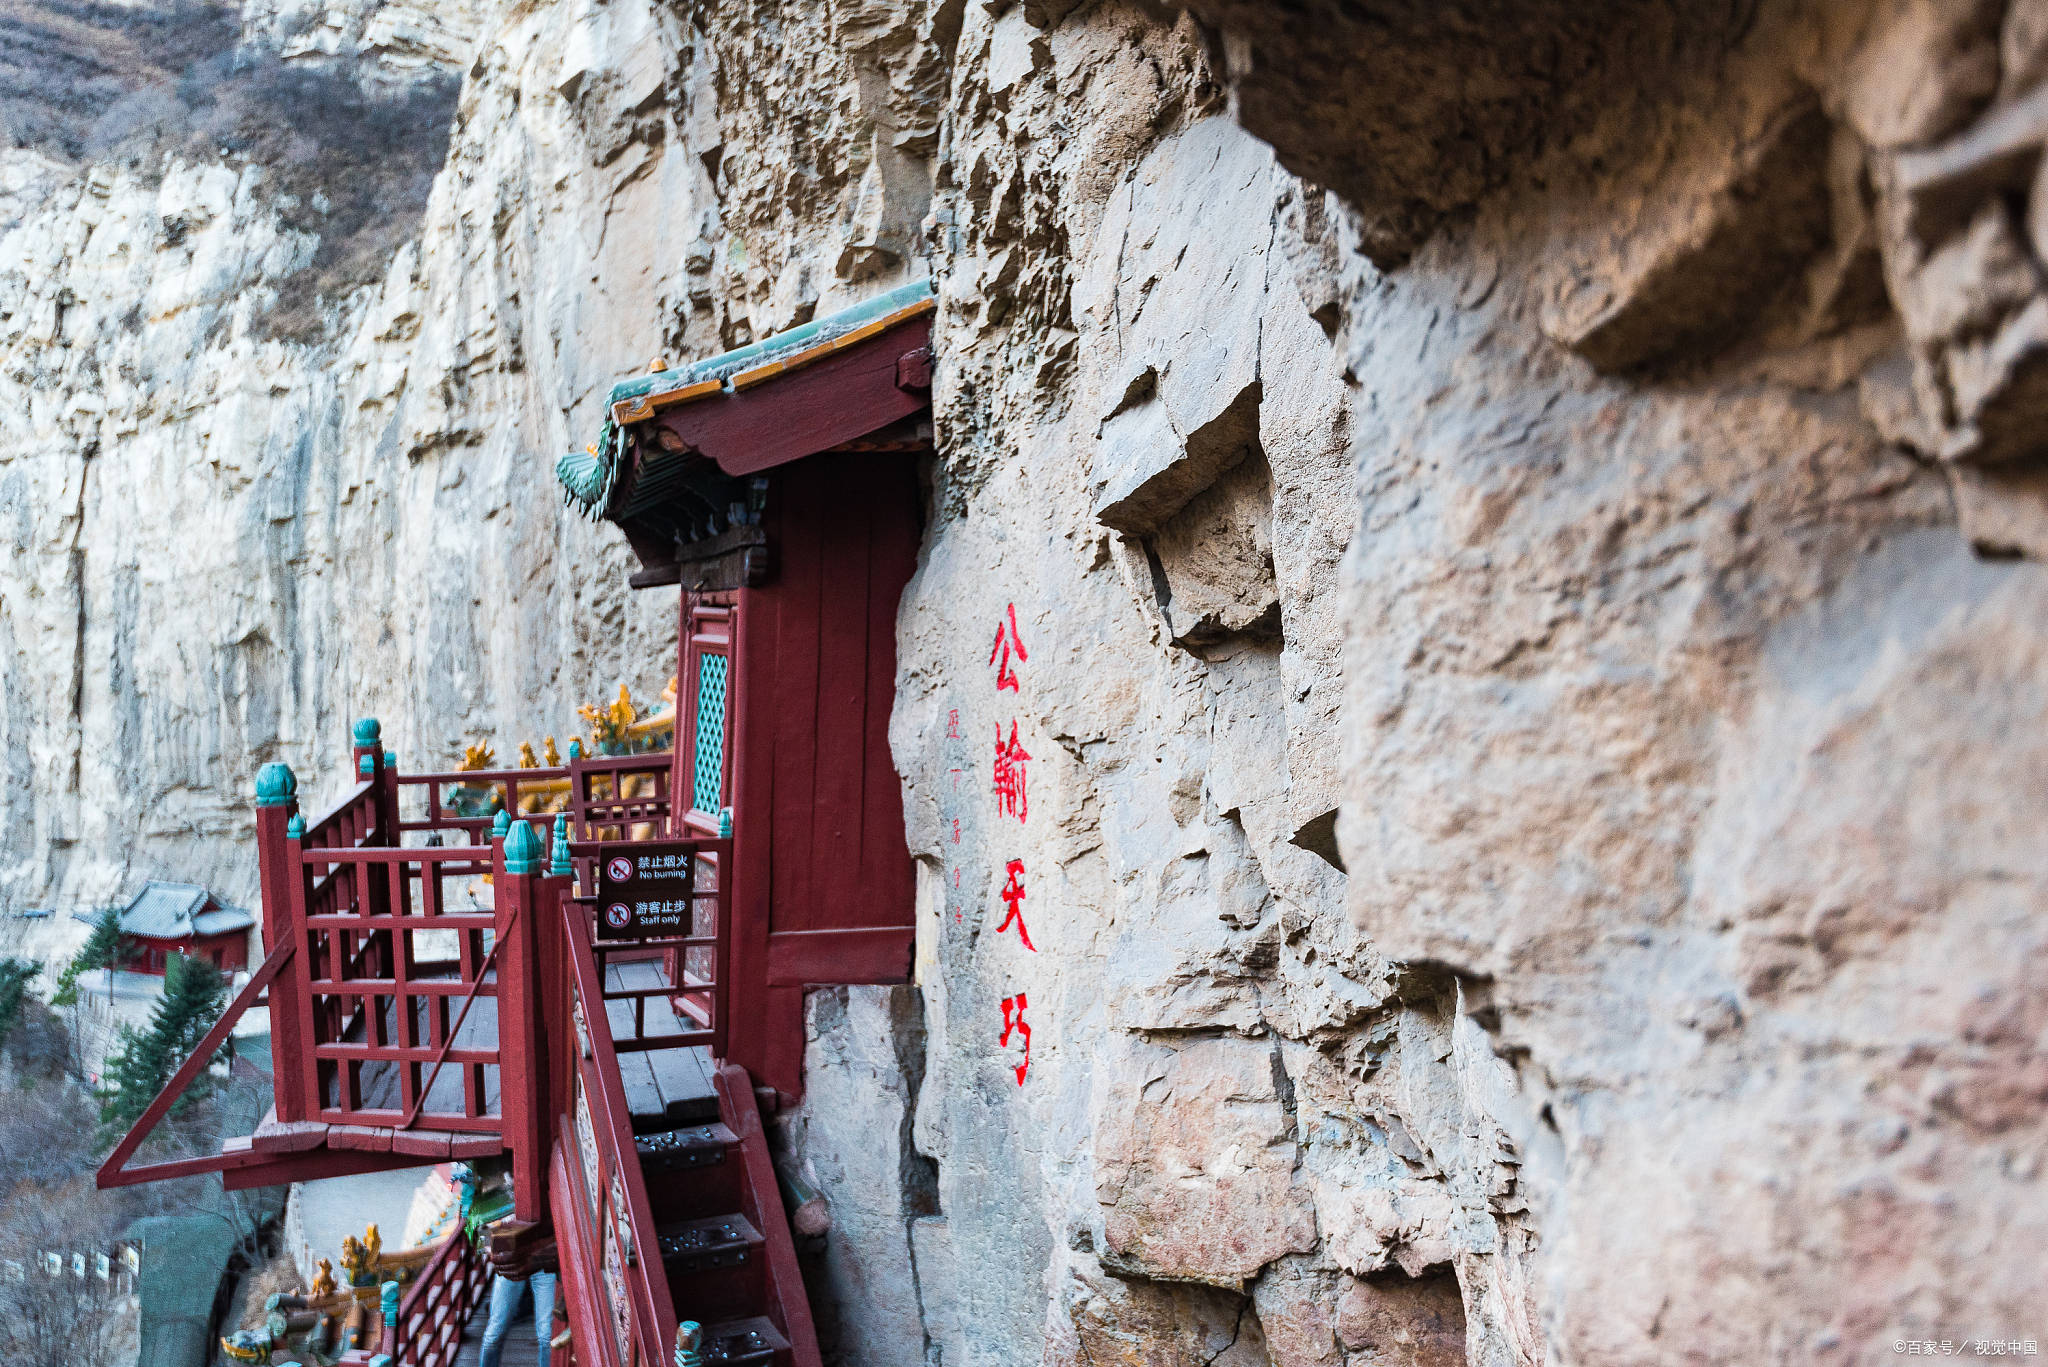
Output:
top-left (383, 1227), bottom-right (489, 1367)
top-left (294, 840), bottom-right (505, 1133)
top-left (561, 905), bottom-right (682, 1367)
top-left (397, 765), bottom-right (568, 844)
top-left (564, 835), bottom-right (731, 1055)
top-left (102, 725), bottom-right (731, 1363)
top-left (397, 753), bottom-right (674, 846)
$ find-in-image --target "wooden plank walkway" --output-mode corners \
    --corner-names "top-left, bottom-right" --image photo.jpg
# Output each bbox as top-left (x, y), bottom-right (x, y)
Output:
top-left (345, 963), bottom-right (714, 1130)
top-left (604, 958), bottom-right (718, 1131)
top-left (348, 973), bottom-right (504, 1116)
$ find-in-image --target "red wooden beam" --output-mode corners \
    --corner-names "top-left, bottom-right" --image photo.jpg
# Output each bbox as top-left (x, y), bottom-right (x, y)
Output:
top-left (764, 927), bottom-right (913, 986)
top-left (496, 826), bottom-right (549, 1224)
top-left (647, 315), bottom-right (933, 478)
top-left (96, 940), bottom-right (295, 1190)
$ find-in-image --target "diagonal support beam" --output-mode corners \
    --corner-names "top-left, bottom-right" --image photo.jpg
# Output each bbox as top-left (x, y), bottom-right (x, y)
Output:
top-left (96, 940), bottom-right (295, 1190)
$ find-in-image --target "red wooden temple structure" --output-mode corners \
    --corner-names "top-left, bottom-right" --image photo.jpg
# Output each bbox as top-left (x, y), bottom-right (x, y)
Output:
top-left (99, 279), bottom-right (939, 1367)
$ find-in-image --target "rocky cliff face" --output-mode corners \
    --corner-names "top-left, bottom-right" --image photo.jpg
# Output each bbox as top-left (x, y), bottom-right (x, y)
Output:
top-left (4, 0), bottom-right (2045, 1364)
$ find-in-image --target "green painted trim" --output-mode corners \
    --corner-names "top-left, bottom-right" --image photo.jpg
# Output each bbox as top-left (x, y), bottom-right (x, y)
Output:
top-left (504, 820), bottom-right (543, 874)
top-left (254, 762), bottom-right (297, 808)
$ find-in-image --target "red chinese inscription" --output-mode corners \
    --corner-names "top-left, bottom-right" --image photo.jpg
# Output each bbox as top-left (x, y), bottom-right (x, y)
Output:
top-left (951, 818), bottom-right (961, 845)
top-left (997, 859), bottom-right (1035, 952)
top-left (992, 721), bottom-right (1030, 823)
top-left (989, 603), bottom-right (1029, 692)
top-left (946, 707), bottom-right (963, 740)
top-left (999, 992), bottom-right (1032, 1085)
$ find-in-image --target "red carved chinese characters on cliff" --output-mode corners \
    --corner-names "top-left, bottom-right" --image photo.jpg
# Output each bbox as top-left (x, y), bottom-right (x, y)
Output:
top-left (999, 993), bottom-right (1031, 1086)
top-left (989, 603), bottom-right (1028, 692)
top-left (997, 858), bottom-right (1035, 952)
top-left (992, 721), bottom-right (1030, 823)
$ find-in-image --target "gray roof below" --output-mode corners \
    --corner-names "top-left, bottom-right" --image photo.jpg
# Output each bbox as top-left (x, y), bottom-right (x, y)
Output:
top-left (117, 881), bottom-right (252, 940)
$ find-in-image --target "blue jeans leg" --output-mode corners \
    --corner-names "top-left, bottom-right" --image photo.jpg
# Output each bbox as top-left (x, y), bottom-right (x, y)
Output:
top-left (477, 1273), bottom-right (529, 1367)
top-left (530, 1269), bottom-right (558, 1367)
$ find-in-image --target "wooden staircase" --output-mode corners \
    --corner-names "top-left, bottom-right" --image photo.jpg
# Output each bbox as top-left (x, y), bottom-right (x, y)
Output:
top-left (629, 1064), bottom-right (811, 1365)
top-left (562, 889), bottom-right (819, 1367)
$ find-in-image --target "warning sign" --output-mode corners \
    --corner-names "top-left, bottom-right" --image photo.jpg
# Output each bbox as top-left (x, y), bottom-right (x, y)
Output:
top-left (594, 841), bottom-right (699, 941)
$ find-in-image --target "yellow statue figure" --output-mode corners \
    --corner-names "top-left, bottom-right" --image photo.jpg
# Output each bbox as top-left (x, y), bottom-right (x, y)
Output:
top-left (458, 741), bottom-right (495, 772)
top-left (339, 1233), bottom-right (371, 1286)
top-left (543, 735), bottom-right (561, 766)
top-left (579, 684), bottom-right (639, 752)
top-left (364, 1224), bottom-right (382, 1265)
top-left (311, 1257), bottom-right (337, 1298)
top-left (517, 741), bottom-right (539, 768)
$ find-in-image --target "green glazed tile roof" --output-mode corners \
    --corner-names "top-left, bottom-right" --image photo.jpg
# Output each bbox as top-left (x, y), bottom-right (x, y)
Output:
top-left (556, 278), bottom-right (935, 518)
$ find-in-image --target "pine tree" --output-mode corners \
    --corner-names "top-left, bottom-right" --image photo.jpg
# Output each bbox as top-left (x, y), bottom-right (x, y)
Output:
top-left (96, 953), bottom-right (229, 1143)
top-left (0, 958), bottom-right (37, 1045)
top-left (51, 906), bottom-right (129, 1007)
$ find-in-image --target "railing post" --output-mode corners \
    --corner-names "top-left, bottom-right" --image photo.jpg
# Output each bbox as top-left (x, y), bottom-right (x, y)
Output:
top-left (354, 720), bottom-right (397, 955)
top-left (351, 717), bottom-right (395, 845)
top-left (543, 814), bottom-right (575, 1156)
top-left (377, 1279), bottom-right (400, 1362)
top-left (255, 763), bottom-right (308, 1122)
top-left (497, 820), bottom-right (550, 1224)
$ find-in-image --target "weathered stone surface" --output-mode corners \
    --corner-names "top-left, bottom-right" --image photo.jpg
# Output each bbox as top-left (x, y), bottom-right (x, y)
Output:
top-left (1335, 1271), bottom-right (1467, 1367)
top-left (8, 2), bottom-right (2048, 1366)
top-left (1094, 1034), bottom-right (1317, 1287)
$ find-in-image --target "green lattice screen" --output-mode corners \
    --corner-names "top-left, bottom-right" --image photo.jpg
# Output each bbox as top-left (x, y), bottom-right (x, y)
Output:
top-left (693, 652), bottom-right (729, 814)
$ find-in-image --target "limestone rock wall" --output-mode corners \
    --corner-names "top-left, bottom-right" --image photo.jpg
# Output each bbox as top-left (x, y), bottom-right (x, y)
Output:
top-left (2, 0), bottom-right (2044, 1364)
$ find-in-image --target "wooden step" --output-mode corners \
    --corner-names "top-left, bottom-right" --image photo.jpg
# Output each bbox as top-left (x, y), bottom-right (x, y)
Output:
top-left (657, 1212), bottom-right (763, 1274)
top-left (634, 1122), bottom-right (737, 1175)
top-left (696, 1315), bottom-right (788, 1366)
top-left (662, 1208), bottom-right (769, 1316)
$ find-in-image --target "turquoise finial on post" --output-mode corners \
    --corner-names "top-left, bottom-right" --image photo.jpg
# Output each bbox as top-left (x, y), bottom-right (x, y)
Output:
top-left (490, 808), bottom-right (512, 840)
top-left (286, 814), bottom-right (306, 840)
top-left (675, 1321), bottom-right (704, 1367)
top-left (504, 819), bottom-right (543, 875)
top-left (380, 1280), bottom-right (400, 1322)
top-left (550, 813), bottom-right (572, 877)
top-left (567, 737), bottom-right (582, 761)
top-left (719, 807), bottom-right (733, 838)
top-left (359, 754), bottom-right (376, 777)
top-left (255, 762), bottom-right (297, 808)
top-left (352, 717), bottom-right (382, 748)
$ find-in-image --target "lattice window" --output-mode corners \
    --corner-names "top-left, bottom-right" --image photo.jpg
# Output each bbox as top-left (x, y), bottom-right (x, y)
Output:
top-left (693, 651), bottom-right (729, 814)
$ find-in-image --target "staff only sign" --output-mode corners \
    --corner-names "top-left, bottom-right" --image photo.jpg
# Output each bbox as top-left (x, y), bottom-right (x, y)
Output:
top-left (595, 842), bottom-right (698, 940)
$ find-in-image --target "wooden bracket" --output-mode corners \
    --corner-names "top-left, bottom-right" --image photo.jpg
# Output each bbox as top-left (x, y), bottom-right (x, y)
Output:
top-left (895, 345), bottom-right (933, 392)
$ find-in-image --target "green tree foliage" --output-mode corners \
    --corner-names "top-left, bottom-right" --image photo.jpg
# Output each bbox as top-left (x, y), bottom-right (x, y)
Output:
top-left (96, 954), bottom-right (228, 1144)
top-left (0, 959), bottom-right (37, 1045)
top-left (50, 906), bottom-right (128, 1007)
